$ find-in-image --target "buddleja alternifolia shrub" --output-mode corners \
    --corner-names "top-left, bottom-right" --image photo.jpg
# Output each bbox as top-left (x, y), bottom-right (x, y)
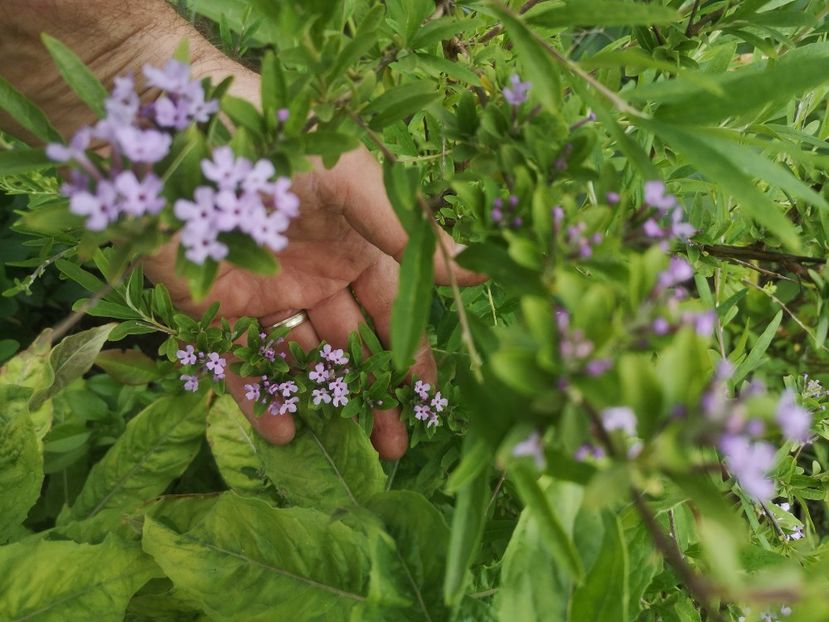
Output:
top-left (1, 1), bottom-right (829, 620)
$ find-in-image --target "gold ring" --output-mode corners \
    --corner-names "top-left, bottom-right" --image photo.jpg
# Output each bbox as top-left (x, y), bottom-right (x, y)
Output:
top-left (271, 310), bottom-right (308, 332)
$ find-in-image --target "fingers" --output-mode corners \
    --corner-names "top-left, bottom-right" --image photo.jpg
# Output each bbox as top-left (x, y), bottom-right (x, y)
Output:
top-left (225, 315), bottom-right (320, 445)
top-left (309, 287), bottom-right (408, 460)
top-left (327, 146), bottom-right (485, 286)
top-left (351, 255), bottom-right (438, 386)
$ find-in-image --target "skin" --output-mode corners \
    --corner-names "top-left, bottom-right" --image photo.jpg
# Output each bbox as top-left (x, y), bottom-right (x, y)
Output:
top-left (0, 1), bottom-right (482, 459)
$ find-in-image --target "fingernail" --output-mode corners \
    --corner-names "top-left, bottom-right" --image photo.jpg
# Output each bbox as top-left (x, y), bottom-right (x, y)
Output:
top-left (452, 242), bottom-right (467, 258)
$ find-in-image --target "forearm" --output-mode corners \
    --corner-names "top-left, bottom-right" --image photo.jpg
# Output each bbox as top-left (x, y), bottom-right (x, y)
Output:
top-left (0, 0), bottom-right (257, 141)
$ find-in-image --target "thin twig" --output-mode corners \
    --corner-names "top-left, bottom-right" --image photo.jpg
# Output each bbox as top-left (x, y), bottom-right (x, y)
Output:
top-left (685, 0), bottom-right (701, 37)
top-left (478, 0), bottom-right (547, 43)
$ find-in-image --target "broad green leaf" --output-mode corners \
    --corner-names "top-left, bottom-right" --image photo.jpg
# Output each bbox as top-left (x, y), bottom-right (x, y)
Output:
top-left (95, 349), bottom-right (163, 385)
top-left (497, 480), bottom-right (584, 621)
top-left (142, 493), bottom-right (371, 621)
top-left (444, 459), bottom-right (490, 607)
top-left (640, 119), bottom-right (801, 250)
top-left (223, 231), bottom-right (278, 275)
top-left (206, 395), bottom-right (272, 499)
top-left (525, 1), bottom-right (680, 27)
top-left (0, 75), bottom-right (61, 142)
top-left (510, 464), bottom-right (584, 581)
top-left (571, 513), bottom-right (629, 622)
top-left (391, 215), bottom-right (435, 370)
top-left (68, 391), bottom-right (209, 521)
top-left (731, 310), bottom-right (783, 386)
top-left (0, 148), bottom-right (54, 176)
top-left (0, 385), bottom-right (43, 543)
top-left (256, 416), bottom-right (386, 511)
top-left (30, 323), bottom-right (116, 409)
top-left (364, 81), bottom-right (440, 130)
top-left (303, 131), bottom-right (360, 168)
top-left (0, 537), bottom-right (157, 621)
top-left (222, 95), bottom-right (265, 137)
top-left (632, 42), bottom-right (829, 125)
top-left (488, 3), bottom-right (561, 112)
top-left (41, 34), bottom-right (108, 117)
top-left (0, 329), bottom-right (54, 438)
top-left (358, 491), bottom-right (451, 621)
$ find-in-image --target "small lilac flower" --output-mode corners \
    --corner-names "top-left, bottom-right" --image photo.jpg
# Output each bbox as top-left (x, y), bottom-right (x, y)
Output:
top-left (244, 383), bottom-right (260, 401)
top-left (552, 205), bottom-right (565, 229)
top-left (643, 218), bottom-right (663, 238)
top-left (683, 310), bottom-right (716, 336)
top-left (180, 226), bottom-right (228, 264)
top-left (271, 177), bottom-right (300, 218)
top-left (309, 363), bottom-right (330, 384)
top-left (574, 444), bottom-right (606, 462)
top-left (787, 526), bottom-right (803, 541)
top-left (205, 352), bottom-right (227, 380)
top-left (657, 257), bottom-right (694, 290)
top-left (176, 344), bottom-right (197, 366)
top-left (175, 186), bottom-right (215, 226)
top-left (775, 391), bottom-right (811, 443)
top-left (277, 381), bottom-right (299, 397)
top-left (105, 74), bottom-right (140, 125)
top-left (201, 146), bottom-right (251, 190)
top-left (279, 397), bottom-right (299, 415)
top-left (329, 378), bottom-right (348, 397)
top-left (46, 127), bottom-right (92, 163)
top-left (332, 392), bottom-right (349, 407)
top-left (720, 434), bottom-right (776, 502)
top-left (143, 60), bottom-right (191, 92)
top-left (605, 192), bottom-right (620, 205)
top-left (431, 392), bottom-right (448, 413)
top-left (181, 374), bottom-right (199, 392)
top-left (277, 108), bottom-right (290, 122)
top-left (503, 74), bottom-right (531, 106)
top-left (312, 388), bottom-right (332, 405)
top-left (670, 208), bottom-right (696, 240)
top-left (602, 406), bottom-right (637, 435)
top-left (652, 317), bottom-right (671, 335)
top-left (491, 206), bottom-right (503, 223)
top-left (427, 414), bottom-right (440, 428)
top-left (69, 186), bottom-right (116, 231)
top-left (414, 404), bottom-right (431, 421)
top-left (643, 180), bottom-right (677, 211)
top-left (585, 359), bottom-right (612, 377)
top-left (414, 380), bottom-right (431, 401)
top-left (114, 126), bottom-right (172, 163)
top-left (512, 431), bottom-right (546, 469)
top-left (114, 171), bottom-right (165, 216)
top-left (243, 159), bottom-right (276, 193)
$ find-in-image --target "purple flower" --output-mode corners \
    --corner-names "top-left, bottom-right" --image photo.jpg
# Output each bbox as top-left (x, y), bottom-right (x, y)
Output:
top-left (552, 205), bottom-right (565, 229)
top-left (431, 391), bottom-right (448, 413)
top-left (414, 380), bottom-right (431, 401)
top-left (414, 404), bottom-right (431, 421)
top-left (244, 383), bottom-right (260, 401)
top-left (243, 160), bottom-right (276, 193)
top-left (602, 406), bottom-right (637, 435)
top-left (332, 392), bottom-right (349, 407)
top-left (720, 434), bottom-right (776, 502)
top-left (585, 358), bottom-right (612, 377)
top-left (309, 363), bottom-right (330, 384)
top-left (427, 414), bottom-right (440, 428)
top-left (329, 378), bottom-right (348, 397)
top-left (181, 374), bottom-right (199, 392)
top-left (643, 218), bottom-right (663, 238)
top-left (277, 108), bottom-right (290, 122)
top-left (205, 352), bottom-right (227, 380)
top-left (683, 310), bottom-right (716, 336)
top-left (180, 226), bottom-right (228, 264)
top-left (657, 257), bottom-right (694, 291)
top-left (271, 177), bottom-right (300, 219)
top-left (605, 191), bottom-right (620, 205)
top-left (46, 127), bottom-right (92, 163)
top-left (321, 345), bottom-right (348, 365)
top-left (143, 60), bottom-right (191, 92)
top-left (503, 74), bottom-right (531, 106)
top-left (105, 74), bottom-right (140, 125)
top-left (279, 396), bottom-right (299, 415)
top-left (512, 431), bottom-right (546, 469)
top-left (175, 186), bottom-right (216, 226)
top-left (277, 381), bottom-right (299, 397)
top-left (114, 126), bottom-right (172, 163)
top-left (176, 344), bottom-right (198, 366)
top-left (202, 147), bottom-right (251, 190)
top-left (114, 171), bottom-right (165, 216)
top-left (574, 444), bottom-right (605, 462)
top-left (775, 391), bottom-right (811, 443)
top-left (312, 388), bottom-right (332, 405)
top-left (669, 208), bottom-right (696, 240)
top-left (643, 180), bottom-right (677, 211)
top-left (652, 317), bottom-right (671, 335)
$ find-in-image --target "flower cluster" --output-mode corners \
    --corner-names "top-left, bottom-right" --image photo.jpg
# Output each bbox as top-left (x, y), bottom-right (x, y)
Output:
top-left (777, 502), bottom-right (804, 541)
top-left (243, 377), bottom-right (299, 416)
top-left (48, 61), bottom-right (218, 231)
top-left (555, 309), bottom-right (612, 377)
top-left (412, 380), bottom-right (447, 428)
top-left (258, 332), bottom-right (286, 362)
top-left (307, 344), bottom-right (351, 407)
top-left (651, 257), bottom-right (717, 337)
top-left (738, 604), bottom-right (792, 622)
top-left (503, 74), bottom-right (531, 107)
top-left (174, 147), bottom-right (300, 264)
top-left (176, 344), bottom-right (226, 393)
top-left (491, 195), bottom-right (523, 228)
top-left (701, 362), bottom-right (813, 502)
top-left (639, 180), bottom-right (695, 247)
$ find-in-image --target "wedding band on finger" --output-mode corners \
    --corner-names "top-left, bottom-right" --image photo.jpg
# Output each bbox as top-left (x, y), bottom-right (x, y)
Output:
top-left (270, 310), bottom-right (309, 332)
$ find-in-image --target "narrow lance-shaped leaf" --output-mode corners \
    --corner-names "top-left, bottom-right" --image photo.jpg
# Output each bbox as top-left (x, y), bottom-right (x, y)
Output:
top-left (0, 75), bottom-right (61, 142)
top-left (391, 215), bottom-right (435, 371)
top-left (41, 34), bottom-right (108, 117)
top-left (0, 537), bottom-right (158, 621)
top-left (0, 149), bottom-right (54, 177)
top-left (142, 493), bottom-right (372, 622)
top-left (731, 310), bottom-right (783, 386)
top-left (67, 391), bottom-right (209, 522)
top-left (525, 1), bottom-right (681, 28)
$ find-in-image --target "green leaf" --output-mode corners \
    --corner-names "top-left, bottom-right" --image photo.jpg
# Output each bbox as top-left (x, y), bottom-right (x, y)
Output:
top-left (55, 259), bottom-right (107, 293)
top-left (731, 310), bottom-right (783, 386)
top-left (571, 513), bottom-right (629, 622)
top-left (0, 329), bottom-right (54, 438)
top-left (94, 349), bottom-right (162, 385)
top-left (256, 416), bottom-right (386, 511)
top-left (525, 1), bottom-right (680, 28)
top-left (142, 493), bottom-right (371, 621)
top-left (0, 74), bottom-right (61, 142)
top-left (303, 131), bottom-right (360, 167)
top-left (0, 537), bottom-right (157, 621)
top-left (650, 42), bottom-right (829, 125)
top-left (364, 81), bottom-right (440, 130)
top-left (206, 395), bottom-right (272, 499)
top-left (510, 464), bottom-right (585, 581)
top-left (223, 231), bottom-right (278, 275)
top-left (391, 216), bottom-right (435, 370)
top-left (382, 160), bottom-right (420, 234)
top-left (488, 3), bottom-right (561, 112)
top-left (443, 459), bottom-right (490, 607)
top-left (41, 34), bottom-right (108, 117)
top-left (640, 119), bottom-right (801, 250)
top-left (222, 95), bottom-right (265, 137)
top-left (0, 385), bottom-right (43, 543)
top-left (0, 148), bottom-right (54, 176)
top-left (68, 391), bottom-right (209, 521)
top-left (327, 6), bottom-right (383, 80)
top-left (30, 323), bottom-right (116, 409)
